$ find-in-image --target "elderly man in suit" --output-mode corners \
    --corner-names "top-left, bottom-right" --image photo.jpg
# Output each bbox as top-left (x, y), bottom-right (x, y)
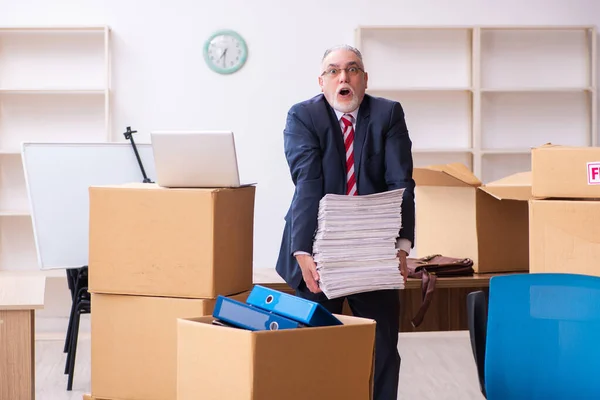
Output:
top-left (275, 44), bottom-right (415, 400)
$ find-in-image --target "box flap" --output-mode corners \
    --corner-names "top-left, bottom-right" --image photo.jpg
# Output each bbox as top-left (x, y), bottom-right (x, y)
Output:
top-left (536, 142), bottom-right (558, 148)
top-left (479, 171), bottom-right (532, 201)
top-left (414, 163), bottom-right (481, 187)
top-left (532, 143), bottom-right (581, 152)
top-left (487, 171), bottom-right (532, 186)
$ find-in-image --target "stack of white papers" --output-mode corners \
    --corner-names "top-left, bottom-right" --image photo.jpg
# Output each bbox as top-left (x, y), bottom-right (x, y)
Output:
top-left (313, 188), bottom-right (406, 299)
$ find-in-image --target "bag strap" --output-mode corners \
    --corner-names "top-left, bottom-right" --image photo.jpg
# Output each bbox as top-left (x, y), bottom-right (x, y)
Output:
top-left (410, 269), bottom-right (437, 328)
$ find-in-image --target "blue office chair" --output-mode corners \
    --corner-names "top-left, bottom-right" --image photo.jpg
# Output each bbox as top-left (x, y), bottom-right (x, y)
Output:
top-left (467, 273), bottom-right (600, 400)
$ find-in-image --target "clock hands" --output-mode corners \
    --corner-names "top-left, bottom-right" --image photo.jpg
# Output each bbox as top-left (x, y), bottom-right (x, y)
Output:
top-left (218, 48), bottom-right (228, 67)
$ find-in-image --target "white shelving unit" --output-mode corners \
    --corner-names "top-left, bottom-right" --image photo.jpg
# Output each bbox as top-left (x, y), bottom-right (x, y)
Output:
top-left (355, 25), bottom-right (597, 182)
top-left (0, 26), bottom-right (111, 274)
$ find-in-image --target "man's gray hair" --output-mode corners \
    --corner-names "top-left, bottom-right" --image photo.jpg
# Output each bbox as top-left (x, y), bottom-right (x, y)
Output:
top-left (321, 44), bottom-right (364, 67)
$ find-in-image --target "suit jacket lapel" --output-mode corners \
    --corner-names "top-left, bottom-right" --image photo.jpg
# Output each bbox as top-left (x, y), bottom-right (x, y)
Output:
top-left (326, 102), bottom-right (347, 176)
top-left (353, 96), bottom-right (370, 183)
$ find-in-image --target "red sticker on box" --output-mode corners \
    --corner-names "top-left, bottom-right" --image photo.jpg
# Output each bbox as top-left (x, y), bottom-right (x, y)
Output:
top-left (587, 162), bottom-right (600, 185)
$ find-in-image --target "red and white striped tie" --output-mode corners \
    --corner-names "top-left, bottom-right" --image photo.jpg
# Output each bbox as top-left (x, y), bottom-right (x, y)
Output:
top-left (341, 114), bottom-right (357, 196)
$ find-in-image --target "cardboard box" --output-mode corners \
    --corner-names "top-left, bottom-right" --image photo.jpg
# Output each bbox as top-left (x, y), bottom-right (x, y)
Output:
top-left (414, 163), bottom-right (531, 273)
top-left (529, 199), bottom-right (600, 275)
top-left (177, 314), bottom-right (376, 400)
top-left (88, 183), bottom-right (255, 298)
top-left (532, 144), bottom-right (600, 199)
top-left (91, 291), bottom-right (250, 400)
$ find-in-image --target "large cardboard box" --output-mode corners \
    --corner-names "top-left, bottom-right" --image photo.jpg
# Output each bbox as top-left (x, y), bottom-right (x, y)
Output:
top-left (414, 163), bottom-right (531, 273)
top-left (91, 291), bottom-right (250, 400)
top-left (529, 199), bottom-right (600, 275)
top-left (88, 183), bottom-right (255, 298)
top-left (177, 314), bottom-right (376, 400)
top-left (532, 144), bottom-right (600, 199)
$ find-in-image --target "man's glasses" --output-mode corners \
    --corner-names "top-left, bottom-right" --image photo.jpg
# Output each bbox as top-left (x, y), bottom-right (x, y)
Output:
top-left (321, 66), bottom-right (364, 78)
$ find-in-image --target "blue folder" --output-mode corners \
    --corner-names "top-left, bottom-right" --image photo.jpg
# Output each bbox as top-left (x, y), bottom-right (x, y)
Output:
top-left (212, 295), bottom-right (303, 331)
top-left (245, 285), bottom-right (343, 327)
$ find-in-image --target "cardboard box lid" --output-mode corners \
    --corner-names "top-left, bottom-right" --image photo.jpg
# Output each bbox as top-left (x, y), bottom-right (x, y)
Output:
top-left (479, 171), bottom-right (532, 201)
top-left (414, 163), bottom-right (481, 188)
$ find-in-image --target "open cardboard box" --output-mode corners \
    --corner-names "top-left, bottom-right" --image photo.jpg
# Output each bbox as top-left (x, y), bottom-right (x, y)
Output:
top-left (414, 163), bottom-right (531, 273)
top-left (176, 314), bottom-right (376, 400)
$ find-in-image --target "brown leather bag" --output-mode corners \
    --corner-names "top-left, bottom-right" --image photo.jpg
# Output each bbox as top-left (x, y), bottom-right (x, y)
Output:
top-left (406, 254), bottom-right (474, 327)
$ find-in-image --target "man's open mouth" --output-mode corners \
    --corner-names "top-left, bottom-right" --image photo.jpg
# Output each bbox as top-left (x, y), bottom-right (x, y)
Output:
top-left (339, 89), bottom-right (352, 97)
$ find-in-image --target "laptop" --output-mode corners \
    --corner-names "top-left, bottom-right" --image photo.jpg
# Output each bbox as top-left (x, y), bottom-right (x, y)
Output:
top-left (150, 130), bottom-right (253, 188)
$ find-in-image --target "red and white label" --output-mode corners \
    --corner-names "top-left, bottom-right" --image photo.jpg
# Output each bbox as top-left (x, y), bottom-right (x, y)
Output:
top-left (587, 162), bottom-right (600, 185)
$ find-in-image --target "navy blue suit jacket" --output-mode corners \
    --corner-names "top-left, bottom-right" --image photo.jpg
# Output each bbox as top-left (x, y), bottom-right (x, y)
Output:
top-left (275, 93), bottom-right (415, 290)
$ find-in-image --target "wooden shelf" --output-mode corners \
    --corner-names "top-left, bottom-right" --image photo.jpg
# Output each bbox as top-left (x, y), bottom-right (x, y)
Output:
top-left (0, 88), bottom-right (106, 94)
top-left (0, 26), bottom-right (108, 32)
top-left (0, 269), bottom-right (67, 279)
top-left (481, 91), bottom-right (592, 151)
top-left (356, 27), bottom-right (473, 89)
top-left (0, 25), bottom-right (111, 272)
top-left (0, 211), bottom-right (30, 217)
top-left (367, 89), bottom-right (473, 150)
top-left (480, 148), bottom-right (531, 154)
top-left (413, 148), bottom-right (473, 153)
top-left (368, 87), bottom-right (473, 92)
top-left (480, 27), bottom-right (593, 89)
top-left (356, 25), bottom-right (597, 183)
top-left (0, 93), bottom-right (108, 149)
top-left (481, 153), bottom-right (532, 184)
top-left (480, 87), bottom-right (593, 93)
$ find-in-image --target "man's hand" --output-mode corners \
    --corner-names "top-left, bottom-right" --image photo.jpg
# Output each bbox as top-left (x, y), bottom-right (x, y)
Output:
top-left (296, 254), bottom-right (322, 293)
top-left (398, 250), bottom-right (408, 284)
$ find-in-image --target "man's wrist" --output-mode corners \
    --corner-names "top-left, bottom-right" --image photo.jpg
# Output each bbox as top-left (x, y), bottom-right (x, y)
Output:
top-left (396, 238), bottom-right (412, 256)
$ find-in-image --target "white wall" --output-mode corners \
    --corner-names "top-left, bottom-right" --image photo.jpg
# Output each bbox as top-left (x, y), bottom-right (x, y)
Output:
top-left (2, 0), bottom-right (600, 332)
top-left (2, 0), bottom-right (599, 273)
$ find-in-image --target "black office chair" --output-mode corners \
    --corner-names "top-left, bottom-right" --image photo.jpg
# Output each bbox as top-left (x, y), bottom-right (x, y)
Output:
top-left (64, 267), bottom-right (88, 353)
top-left (467, 290), bottom-right (488, 398)
top-left (64, 268), bottom-right (82, 352)
top-left (63, 266), bottom-right (91, 390)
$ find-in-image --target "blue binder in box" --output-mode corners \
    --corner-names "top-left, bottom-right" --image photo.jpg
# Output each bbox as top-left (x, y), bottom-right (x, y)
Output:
top-left (246, 285), bottom-right (343, 327)
top-left (212, 295), bottom-right (303, 331)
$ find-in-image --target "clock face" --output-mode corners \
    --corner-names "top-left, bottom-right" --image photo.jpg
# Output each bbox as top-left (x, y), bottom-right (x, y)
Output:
top-left (203, 30), bottom-right (248, 74)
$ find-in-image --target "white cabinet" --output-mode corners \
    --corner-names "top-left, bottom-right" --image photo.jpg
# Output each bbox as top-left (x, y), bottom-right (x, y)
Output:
top-left (0, 26), bottom-right (110, 272)
top-left (355, 25), bottom-right (597, 183)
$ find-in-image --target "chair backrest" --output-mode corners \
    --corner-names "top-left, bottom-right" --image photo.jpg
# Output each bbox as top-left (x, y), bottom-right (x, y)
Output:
top-left (467, 290), bottom-right (488, 398)
top-left (485, 273), bottom-right (600, 400)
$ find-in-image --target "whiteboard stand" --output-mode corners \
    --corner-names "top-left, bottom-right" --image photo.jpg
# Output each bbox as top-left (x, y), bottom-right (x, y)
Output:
top-left (123, 126), bottom-right (154, 184)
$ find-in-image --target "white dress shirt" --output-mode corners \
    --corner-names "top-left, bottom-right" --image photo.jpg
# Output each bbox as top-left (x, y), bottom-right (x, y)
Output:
top-left (293, 108), bottom-right (412, 257)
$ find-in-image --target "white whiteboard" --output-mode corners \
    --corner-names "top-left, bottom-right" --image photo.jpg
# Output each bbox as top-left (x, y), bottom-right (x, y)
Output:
top-left (21, 142), bottom-right (156, 270)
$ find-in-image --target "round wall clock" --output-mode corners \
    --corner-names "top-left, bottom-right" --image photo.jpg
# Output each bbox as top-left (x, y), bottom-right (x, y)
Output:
top-left (203, 29), bottom-right (248, 74)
